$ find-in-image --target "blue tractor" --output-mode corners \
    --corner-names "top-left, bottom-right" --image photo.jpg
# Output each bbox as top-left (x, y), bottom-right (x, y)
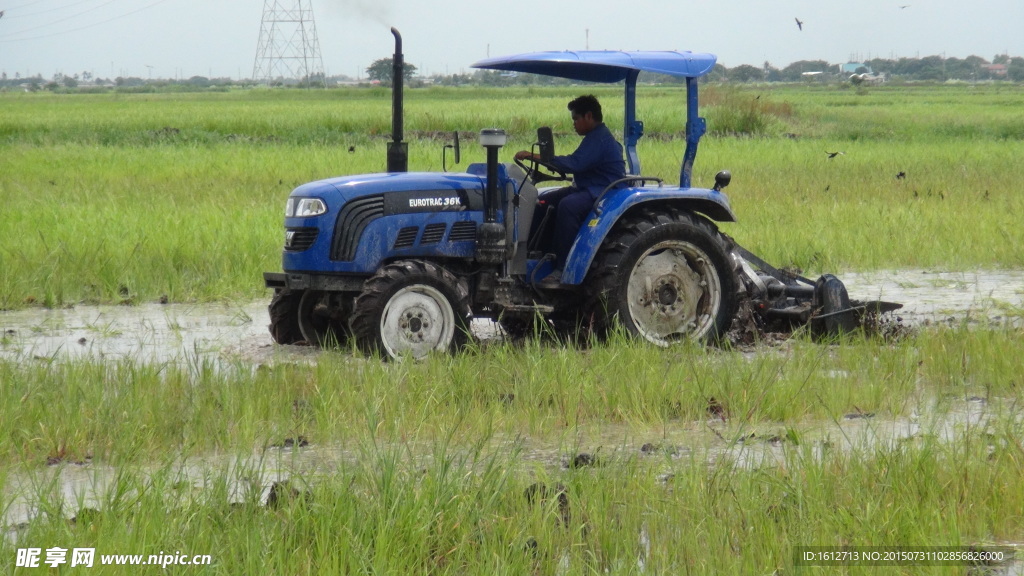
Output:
top-left (263, 31), bottom-right (898, 359)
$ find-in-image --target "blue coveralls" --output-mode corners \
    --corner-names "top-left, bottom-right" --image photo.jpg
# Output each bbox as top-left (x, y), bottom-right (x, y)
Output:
top-left (542, 122), bottom-right (626, 270)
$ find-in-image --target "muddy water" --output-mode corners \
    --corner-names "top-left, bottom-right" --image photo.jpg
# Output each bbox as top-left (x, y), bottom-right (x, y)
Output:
top-left (2, 270), bottom-right (1022, 565)
top-left (1, 269), bottom-right (1021, 366)
top-left (5, 395), bottom-right (1022, 573)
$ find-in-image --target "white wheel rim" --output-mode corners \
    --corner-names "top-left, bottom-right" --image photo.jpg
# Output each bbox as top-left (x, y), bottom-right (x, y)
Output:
top-left (379, 284), bottom-right (456, 359)
top-left (625, 240), bottom-right (722, 345)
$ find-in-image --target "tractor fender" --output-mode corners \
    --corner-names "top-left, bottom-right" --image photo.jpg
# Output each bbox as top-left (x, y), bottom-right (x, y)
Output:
top-left (561, 186), bottom-right (737, 285)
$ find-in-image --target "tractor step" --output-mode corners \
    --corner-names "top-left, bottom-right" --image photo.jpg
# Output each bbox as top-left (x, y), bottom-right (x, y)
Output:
top-left (500, 304), bottom-right (555, 315)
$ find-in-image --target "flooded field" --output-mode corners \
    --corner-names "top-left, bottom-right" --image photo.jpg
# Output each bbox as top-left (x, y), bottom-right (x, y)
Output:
top-left (5, 393), bottom-right (1022, 573)
top-left (2, 269), bottom-right (1022, 366)
top-left (3, 270), bottom-right (1022, 570)
top-left (2, 394), bottom-right (1015, 525)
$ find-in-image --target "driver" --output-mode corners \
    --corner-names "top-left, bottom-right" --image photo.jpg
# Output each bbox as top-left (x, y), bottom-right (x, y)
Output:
top-left (514, 94), bottom-right (625, 288)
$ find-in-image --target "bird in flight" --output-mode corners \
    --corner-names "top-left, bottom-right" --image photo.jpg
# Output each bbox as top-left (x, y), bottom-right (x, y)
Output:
top-left (826, 151), bottom-right (845, 159)
top-left (0, 10), bottom-right (5, 19)
top-left (795, 17), bottom-right (803, 30)
top-left (899, 5), bottom-right (910, 9)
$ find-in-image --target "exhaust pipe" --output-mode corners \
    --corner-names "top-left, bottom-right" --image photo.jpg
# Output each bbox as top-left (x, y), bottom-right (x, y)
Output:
top-left (476, 128), bottom-right (507, 264)
top-left (387, 27), bottom-right (408, 172)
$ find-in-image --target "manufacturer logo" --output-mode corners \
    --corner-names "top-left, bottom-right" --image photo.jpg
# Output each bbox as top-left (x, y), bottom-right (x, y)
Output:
top-left (408, 196), bottom-right (462, 208)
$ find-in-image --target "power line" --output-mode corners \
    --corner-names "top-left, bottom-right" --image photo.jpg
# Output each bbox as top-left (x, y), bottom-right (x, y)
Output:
top-left (2, 0), bottom-right (108, 19)
top-left (2, 0), bottom-right (119, 34)
top-left (2, 0), bottom-right (47, 10)
top-left (0, 0), bottom-right (174, 42)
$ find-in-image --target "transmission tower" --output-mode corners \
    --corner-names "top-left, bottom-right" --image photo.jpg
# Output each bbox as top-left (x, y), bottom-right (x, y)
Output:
top-left (252, 0), bottom-right (326, 88)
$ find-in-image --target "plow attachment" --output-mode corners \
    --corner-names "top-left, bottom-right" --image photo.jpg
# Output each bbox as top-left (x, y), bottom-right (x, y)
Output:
top-left (732, 244), bottom-right (902, 339)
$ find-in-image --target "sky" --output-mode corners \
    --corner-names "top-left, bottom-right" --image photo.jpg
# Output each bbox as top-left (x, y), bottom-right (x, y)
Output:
top-left (1, 0), bottom-right (1022, 81)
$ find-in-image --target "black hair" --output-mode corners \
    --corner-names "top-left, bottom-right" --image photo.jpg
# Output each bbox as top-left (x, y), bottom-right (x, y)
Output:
top-left (568, 94), bottom-right (602, 123)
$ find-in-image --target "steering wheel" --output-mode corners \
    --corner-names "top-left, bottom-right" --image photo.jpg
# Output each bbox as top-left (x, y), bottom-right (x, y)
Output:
top-left (514, 156), bottom-right (569, 184)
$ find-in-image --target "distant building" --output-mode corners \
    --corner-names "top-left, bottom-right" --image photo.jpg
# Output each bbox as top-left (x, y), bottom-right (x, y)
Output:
top-left (983, 64), bottom-right (1008, 76)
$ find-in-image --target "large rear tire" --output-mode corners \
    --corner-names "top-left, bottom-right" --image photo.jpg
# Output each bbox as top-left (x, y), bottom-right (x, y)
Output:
top-left (268, 288), bottom-right (303, 345)
top-left (587, 207), bottom-right (738, 345)
top-left (349, 260), bottom-right (472, 360)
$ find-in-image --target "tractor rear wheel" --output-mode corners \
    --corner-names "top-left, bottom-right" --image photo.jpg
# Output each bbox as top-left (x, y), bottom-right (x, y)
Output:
top-left (268, 288), bottom-right (303, 345)
top-left (587, 207), bottom-right (738, 345)
top-left (349, 260), bottom-right (472, 360)
top-left (297, 290), bottom-right (353, 347)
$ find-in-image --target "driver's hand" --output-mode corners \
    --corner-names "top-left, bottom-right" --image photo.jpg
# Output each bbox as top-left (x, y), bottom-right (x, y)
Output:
top-left (514, 150), bottom-right (534, 161)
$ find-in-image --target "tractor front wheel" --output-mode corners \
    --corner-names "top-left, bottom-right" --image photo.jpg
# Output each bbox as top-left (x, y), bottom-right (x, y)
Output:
top-left (268, 288), bottom-right (303, 345)
top-left (588, 208), bottom-right (738, 345)
top-left (349, 260), bottom-right (472, 360)
top-left (297, 290), bottom-right (353, 347)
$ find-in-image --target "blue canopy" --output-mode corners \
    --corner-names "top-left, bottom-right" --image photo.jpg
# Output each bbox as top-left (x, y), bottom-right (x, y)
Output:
top-left (471, 50), bottom-right (717, 83)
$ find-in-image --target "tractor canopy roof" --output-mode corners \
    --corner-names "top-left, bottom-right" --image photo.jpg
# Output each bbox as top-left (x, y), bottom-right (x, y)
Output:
top-left (471, 50), bottom-right (717, 83)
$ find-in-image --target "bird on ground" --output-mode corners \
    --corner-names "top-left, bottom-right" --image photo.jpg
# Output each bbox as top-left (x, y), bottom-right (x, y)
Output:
top-left (348, 146), bottom-right (355, 153)
top-left (896, 171), bottom-right (906, 179)
top-left (795, 17), bottom-right (803, 30)
top-left (826, 151), bottom-right (844, 159)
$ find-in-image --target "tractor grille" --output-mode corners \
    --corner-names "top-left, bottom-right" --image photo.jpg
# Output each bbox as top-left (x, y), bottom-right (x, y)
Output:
top-left (285, 227), bottom-right (318, 252)
top-left (420, 223), bottom-right (447, 244)
top-left (331, 195), bottom-right (385, 261)
top-left (448, 221), bottom-right (477, 242)
top-left (393, 226), bottom-right (419, 249)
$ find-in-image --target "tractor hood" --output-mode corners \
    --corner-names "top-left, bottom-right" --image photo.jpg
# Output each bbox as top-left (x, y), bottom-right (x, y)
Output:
top-left (291, 171), bottom-right (486, 206)
top-left (472, 50), bottom-right (717, 83)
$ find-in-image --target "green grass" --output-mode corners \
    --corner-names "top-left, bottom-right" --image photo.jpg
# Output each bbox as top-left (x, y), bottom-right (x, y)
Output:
top-left (0, 85), bottom-right (1021, 308)
top-left (3, 84), bottom-right (1024, 573)
top-left (7, 436), bottom-right (1022, 574)
top-left (3, 85), bottom-right (1024, 309)
top-left (2, 331), bottom-right (1022, 573)
top-left (2, 323), bottom-right (1021, 466)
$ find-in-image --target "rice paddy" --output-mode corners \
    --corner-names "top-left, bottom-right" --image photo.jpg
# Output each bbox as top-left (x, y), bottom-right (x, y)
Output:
top-left (2, 83), bottom-right (1023, 573)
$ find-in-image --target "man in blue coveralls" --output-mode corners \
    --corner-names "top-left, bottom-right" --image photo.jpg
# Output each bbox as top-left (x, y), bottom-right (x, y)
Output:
top-left (514, 94), bottom-right (626, 288)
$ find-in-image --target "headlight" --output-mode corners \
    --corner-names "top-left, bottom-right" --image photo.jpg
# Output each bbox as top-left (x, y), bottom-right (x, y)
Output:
top-left (285, 197), bottom-right (327, 217)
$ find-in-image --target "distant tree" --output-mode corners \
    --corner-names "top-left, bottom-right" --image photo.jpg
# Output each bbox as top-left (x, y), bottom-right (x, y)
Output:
top-left (916, 55), bottom-right (946, 81)
top-left (727, 64), bottom-right (763, 82)
top-left (1008, 57), bottom-right (1024, 82)
top-left (303, 72), bottom-right (326, 87)
top-left (471, 69), bottom-right (520, 87)
top-left (705, 63), bottom-right (728, 82)
top-left (961, 55), bottom-right (988, 80)
top-left (365, 58), bottom-right (418, 85)
top-left (431, 73), bottom-right (471, 86)
top-left (779, 60), bottom-right (830, 81)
